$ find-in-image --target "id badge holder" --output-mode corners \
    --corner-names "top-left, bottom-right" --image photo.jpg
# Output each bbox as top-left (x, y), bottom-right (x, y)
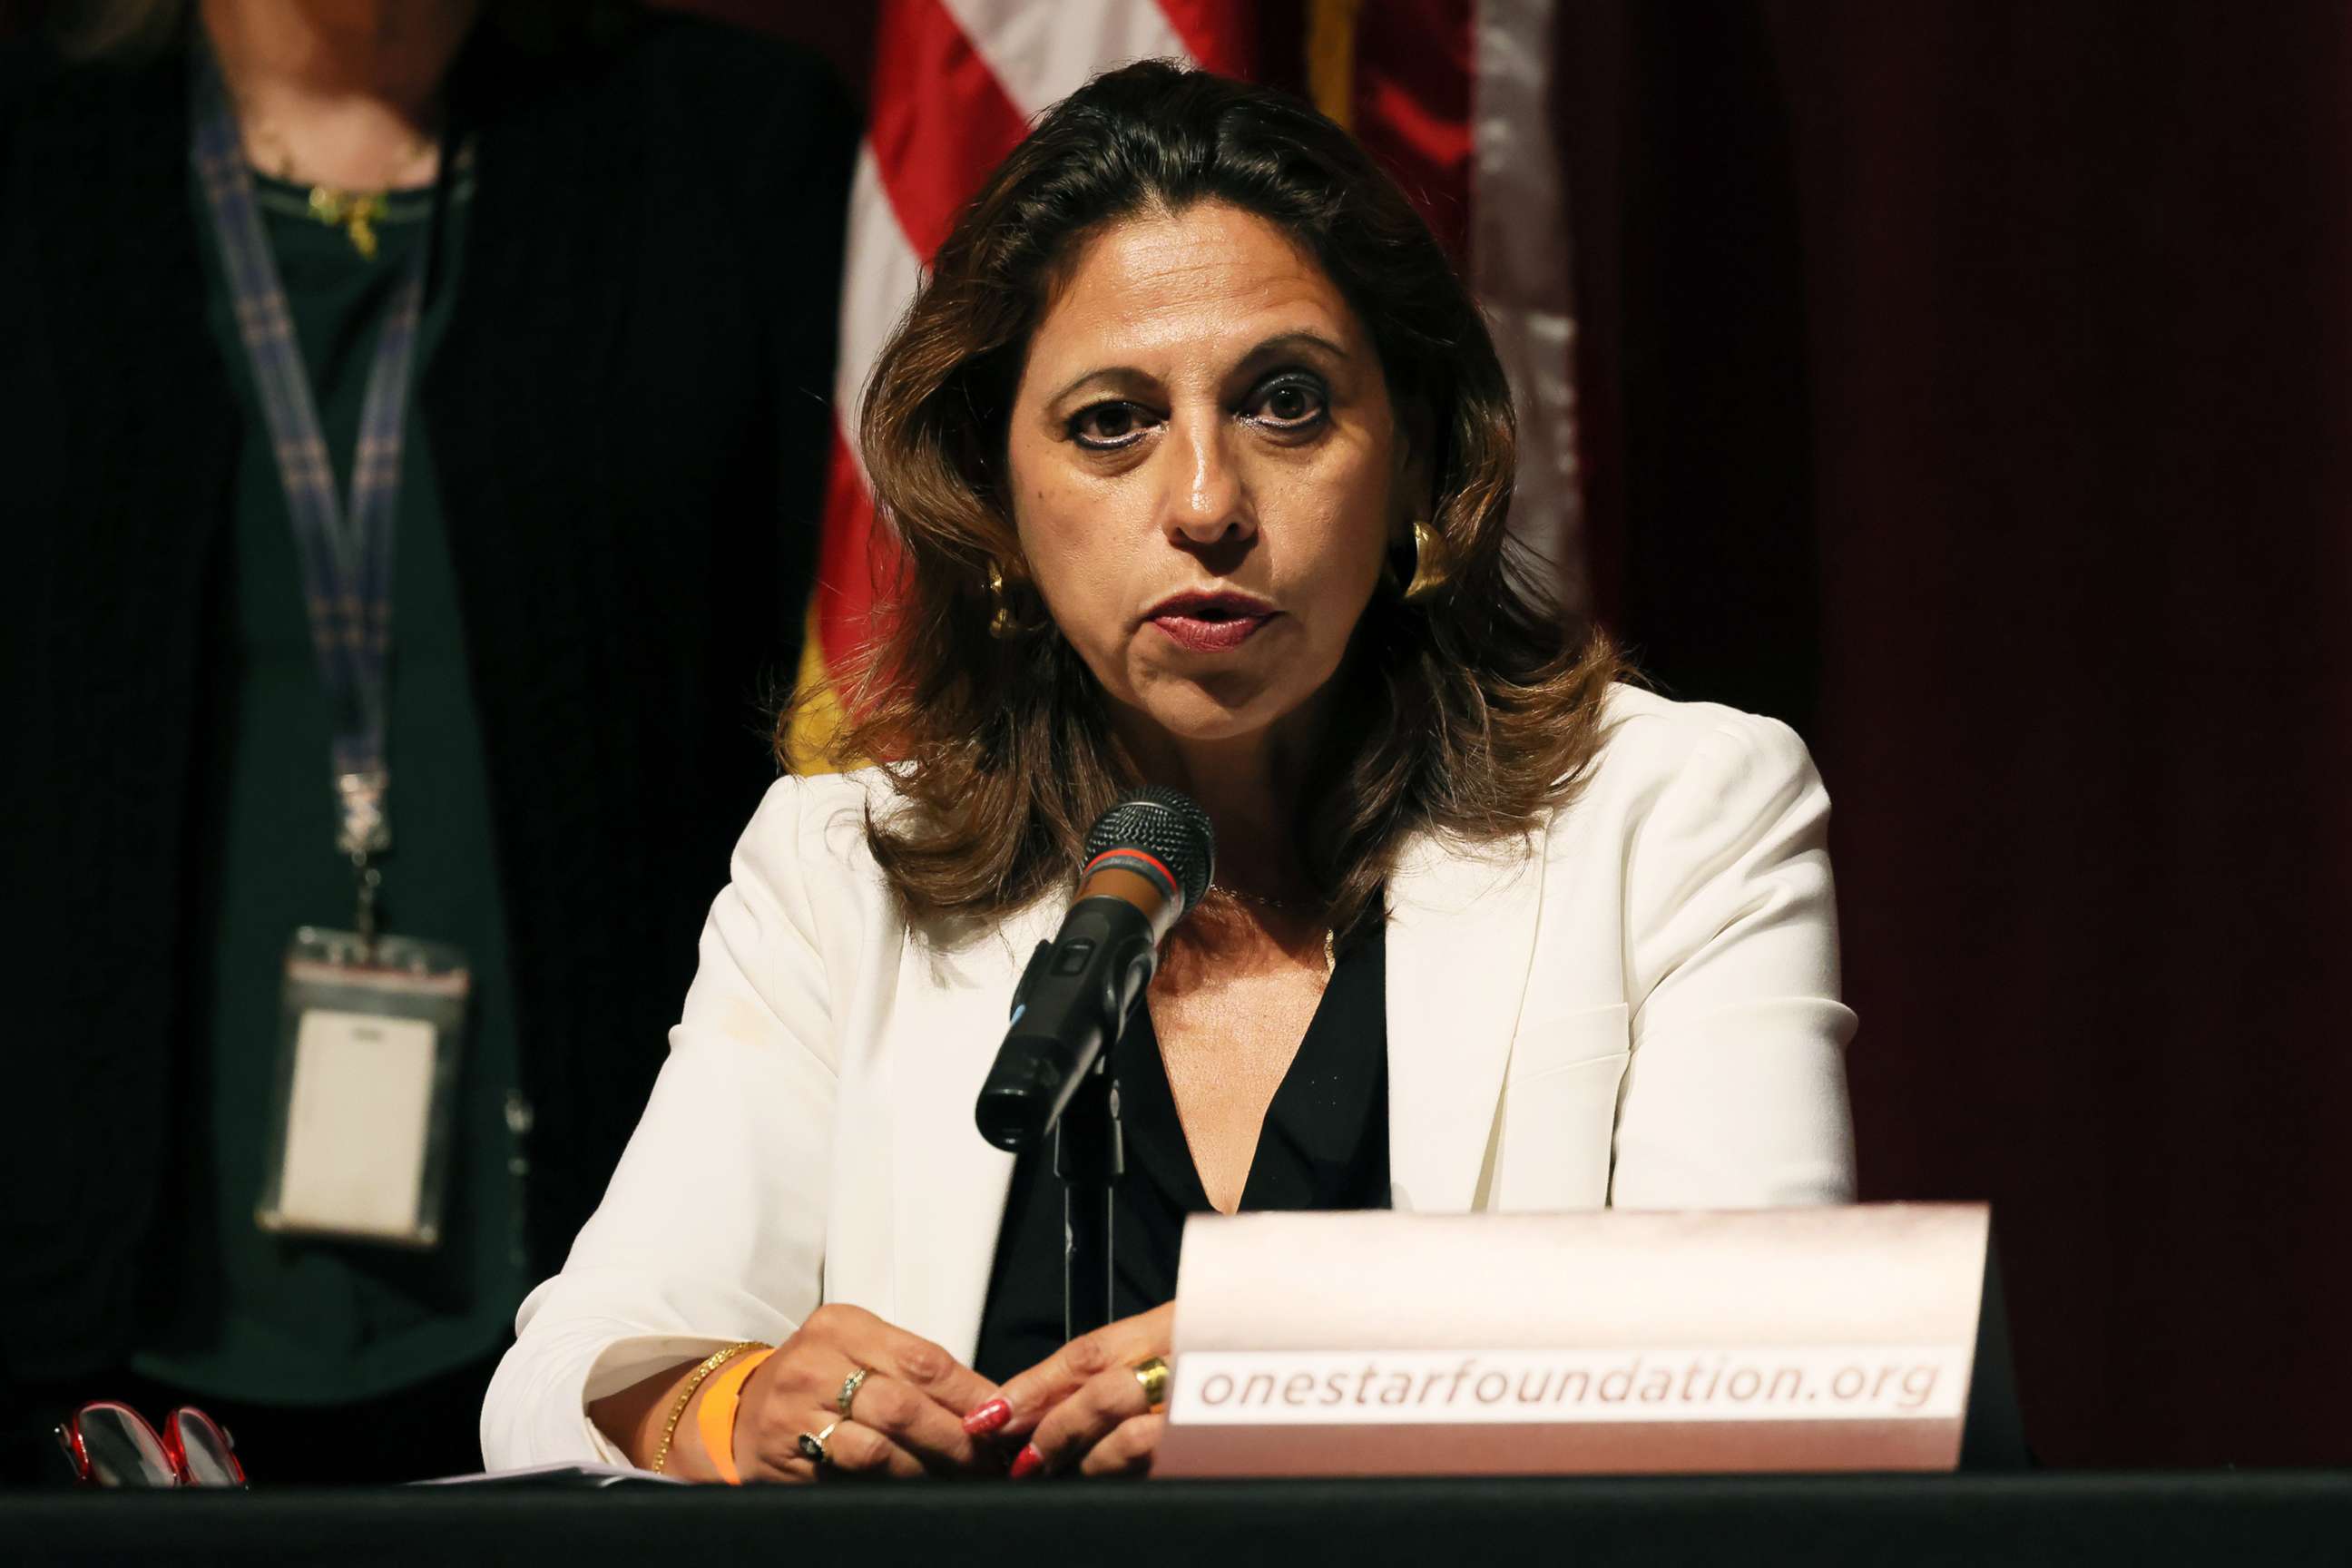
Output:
top-left (257, 926), bottom-right (470, 1249)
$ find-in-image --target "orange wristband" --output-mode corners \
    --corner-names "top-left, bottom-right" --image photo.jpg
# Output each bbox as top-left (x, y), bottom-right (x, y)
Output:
top-left (697, 1347), bottom-right (776, 1485)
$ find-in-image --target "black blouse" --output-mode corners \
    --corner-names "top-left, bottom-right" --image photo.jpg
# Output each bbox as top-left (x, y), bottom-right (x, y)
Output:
top-left (972, 926), bottom-right (1392, 1384)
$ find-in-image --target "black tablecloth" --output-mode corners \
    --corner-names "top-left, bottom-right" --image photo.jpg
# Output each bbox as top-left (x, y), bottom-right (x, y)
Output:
top-left (6, 1473), bottom-right (2347, 1566)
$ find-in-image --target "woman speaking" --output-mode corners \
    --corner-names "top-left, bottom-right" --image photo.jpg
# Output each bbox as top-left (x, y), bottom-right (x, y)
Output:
top-left (483, 61), bottom-right (1855, 1483)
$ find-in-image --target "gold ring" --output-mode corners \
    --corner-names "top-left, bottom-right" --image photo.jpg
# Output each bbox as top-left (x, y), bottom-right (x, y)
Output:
top-left (837, 1367), bottom-right (872, 1418)
top-left (1132, 1355), bottom-right (1170, 1411)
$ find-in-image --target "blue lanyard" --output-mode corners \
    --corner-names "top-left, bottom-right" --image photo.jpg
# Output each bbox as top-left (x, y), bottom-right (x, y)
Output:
top-left (189, 45), bottom-right (436, 926)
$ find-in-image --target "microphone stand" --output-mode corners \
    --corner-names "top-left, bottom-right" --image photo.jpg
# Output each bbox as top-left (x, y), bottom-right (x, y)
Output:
top-left (1054, 1050), bottom-right (1122, 1340)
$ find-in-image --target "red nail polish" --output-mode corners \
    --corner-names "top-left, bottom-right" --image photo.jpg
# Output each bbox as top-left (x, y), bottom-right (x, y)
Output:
top-left (962, 1397), bottom-right (1012, 1436)
top-left (1008, 1443), bottom-right (1044, 1480)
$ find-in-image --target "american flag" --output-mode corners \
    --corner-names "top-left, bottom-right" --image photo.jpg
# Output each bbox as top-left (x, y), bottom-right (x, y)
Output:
top-left (776, 0), bottom-right (1583, 763)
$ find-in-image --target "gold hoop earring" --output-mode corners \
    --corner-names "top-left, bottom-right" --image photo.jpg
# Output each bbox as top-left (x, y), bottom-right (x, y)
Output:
top-left (1402, 518), bottom-right (1450, 605)
top-left (986, 562), bottom-right (1023, 640)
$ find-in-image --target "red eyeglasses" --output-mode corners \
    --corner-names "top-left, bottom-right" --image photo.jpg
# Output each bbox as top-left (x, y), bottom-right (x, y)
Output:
top-left (54, 1401), bottom-right (248, 1488)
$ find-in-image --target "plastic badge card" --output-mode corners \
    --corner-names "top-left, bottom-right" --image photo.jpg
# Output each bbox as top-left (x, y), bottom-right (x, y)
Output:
top-left (257, 927), bottom-right (469, 1248)
top-left (1156, 1203), bottom-right (1991, 1478)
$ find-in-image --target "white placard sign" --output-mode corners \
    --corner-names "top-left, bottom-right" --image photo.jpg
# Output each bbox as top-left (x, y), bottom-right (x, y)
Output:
top-left (1155, 1203), bottom-right (1990, 1478)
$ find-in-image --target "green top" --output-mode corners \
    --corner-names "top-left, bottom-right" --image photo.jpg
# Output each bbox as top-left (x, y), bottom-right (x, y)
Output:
top-left (136, 162), bottom-right (528, 1406)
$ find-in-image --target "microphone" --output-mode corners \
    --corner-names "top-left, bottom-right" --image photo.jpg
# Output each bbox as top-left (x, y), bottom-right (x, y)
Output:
top-left (974, 788), bottom-right (1215, 1152)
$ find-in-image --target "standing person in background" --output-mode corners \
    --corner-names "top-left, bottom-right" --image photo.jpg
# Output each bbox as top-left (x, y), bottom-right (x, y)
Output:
top-left (0, 0), bottom-right (852, 1484)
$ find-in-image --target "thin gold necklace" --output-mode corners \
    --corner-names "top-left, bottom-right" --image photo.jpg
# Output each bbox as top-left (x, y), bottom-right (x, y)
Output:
top-left (1209, 884), bottom-right (1337, 975)
top-left (1210, 882), bottom-right (1318, 915)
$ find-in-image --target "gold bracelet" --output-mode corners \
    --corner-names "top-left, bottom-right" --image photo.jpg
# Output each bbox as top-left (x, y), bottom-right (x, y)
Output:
top-left (651, 1341), bottom-right (764, 1475)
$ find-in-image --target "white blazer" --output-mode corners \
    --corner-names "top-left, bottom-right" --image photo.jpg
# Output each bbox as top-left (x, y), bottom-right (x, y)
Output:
top-left (481, 686), bottom-right (1857, 1467)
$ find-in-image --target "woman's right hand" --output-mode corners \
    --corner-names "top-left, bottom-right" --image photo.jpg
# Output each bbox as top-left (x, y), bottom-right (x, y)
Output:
top-left (730, 1304), bottom-right (1002, 1482)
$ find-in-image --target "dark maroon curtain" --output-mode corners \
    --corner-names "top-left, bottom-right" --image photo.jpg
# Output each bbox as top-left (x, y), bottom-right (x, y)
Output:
top-left (1563, 0), bottom-right (2352, 1466)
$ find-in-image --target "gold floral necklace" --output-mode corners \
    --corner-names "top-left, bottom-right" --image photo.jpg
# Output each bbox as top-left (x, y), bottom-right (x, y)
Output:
top-left (246, 124), bottom-right (440, 261)
top-left (300, 183), bottom-right (391, 259)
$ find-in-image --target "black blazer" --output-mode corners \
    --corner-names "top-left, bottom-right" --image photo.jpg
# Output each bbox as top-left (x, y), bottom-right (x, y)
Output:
top-left (0, 15), bottom-right (853, 1383)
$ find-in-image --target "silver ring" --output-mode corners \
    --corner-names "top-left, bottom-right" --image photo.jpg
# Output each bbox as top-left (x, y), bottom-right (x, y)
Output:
top-left (796, 1420), bottom-right (839, 1466)
top-left (837, 1367), bottom-right (872, 1418)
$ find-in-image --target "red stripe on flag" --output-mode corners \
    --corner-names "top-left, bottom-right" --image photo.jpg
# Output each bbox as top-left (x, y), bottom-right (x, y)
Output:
top-left (813, 424), bottom-right (902, 681)
top-left (1154, 0), bottom-right (1259, 76)
top-left (1350, 0), bottom-right (1475, 267)
top-left (865, 0), bottom-right (1034, 262)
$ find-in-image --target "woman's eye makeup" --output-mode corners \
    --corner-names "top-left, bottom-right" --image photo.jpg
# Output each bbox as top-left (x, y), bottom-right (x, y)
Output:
top-left (1063, 370), bottom-right (1330, 450)
top-left (1243, 372), bottom-right (1329, 431)
top-left (1068, 400), bottom-right (1159, 449)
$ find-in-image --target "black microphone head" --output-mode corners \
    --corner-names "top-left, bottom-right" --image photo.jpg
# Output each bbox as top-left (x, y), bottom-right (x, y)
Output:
top-left (1082, 788), bottom-right (1215, 915)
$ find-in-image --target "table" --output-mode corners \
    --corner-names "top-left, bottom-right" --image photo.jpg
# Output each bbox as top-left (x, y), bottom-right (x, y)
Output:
top-left (6, 1472), bottom-right (2348, 1566)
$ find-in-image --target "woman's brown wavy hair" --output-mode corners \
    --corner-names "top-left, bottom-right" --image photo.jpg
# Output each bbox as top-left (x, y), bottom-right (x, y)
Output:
top-left (789, 60), bottom-right (1622, 944)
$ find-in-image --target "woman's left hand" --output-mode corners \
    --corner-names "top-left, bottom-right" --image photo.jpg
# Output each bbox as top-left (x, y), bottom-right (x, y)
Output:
top-left (975, 1303), bottom-right (1174, 1479)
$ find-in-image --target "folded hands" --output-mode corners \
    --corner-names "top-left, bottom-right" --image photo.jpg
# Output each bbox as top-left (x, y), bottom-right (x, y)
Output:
top-left (694, 1300), bottom-right (1175, 1483)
